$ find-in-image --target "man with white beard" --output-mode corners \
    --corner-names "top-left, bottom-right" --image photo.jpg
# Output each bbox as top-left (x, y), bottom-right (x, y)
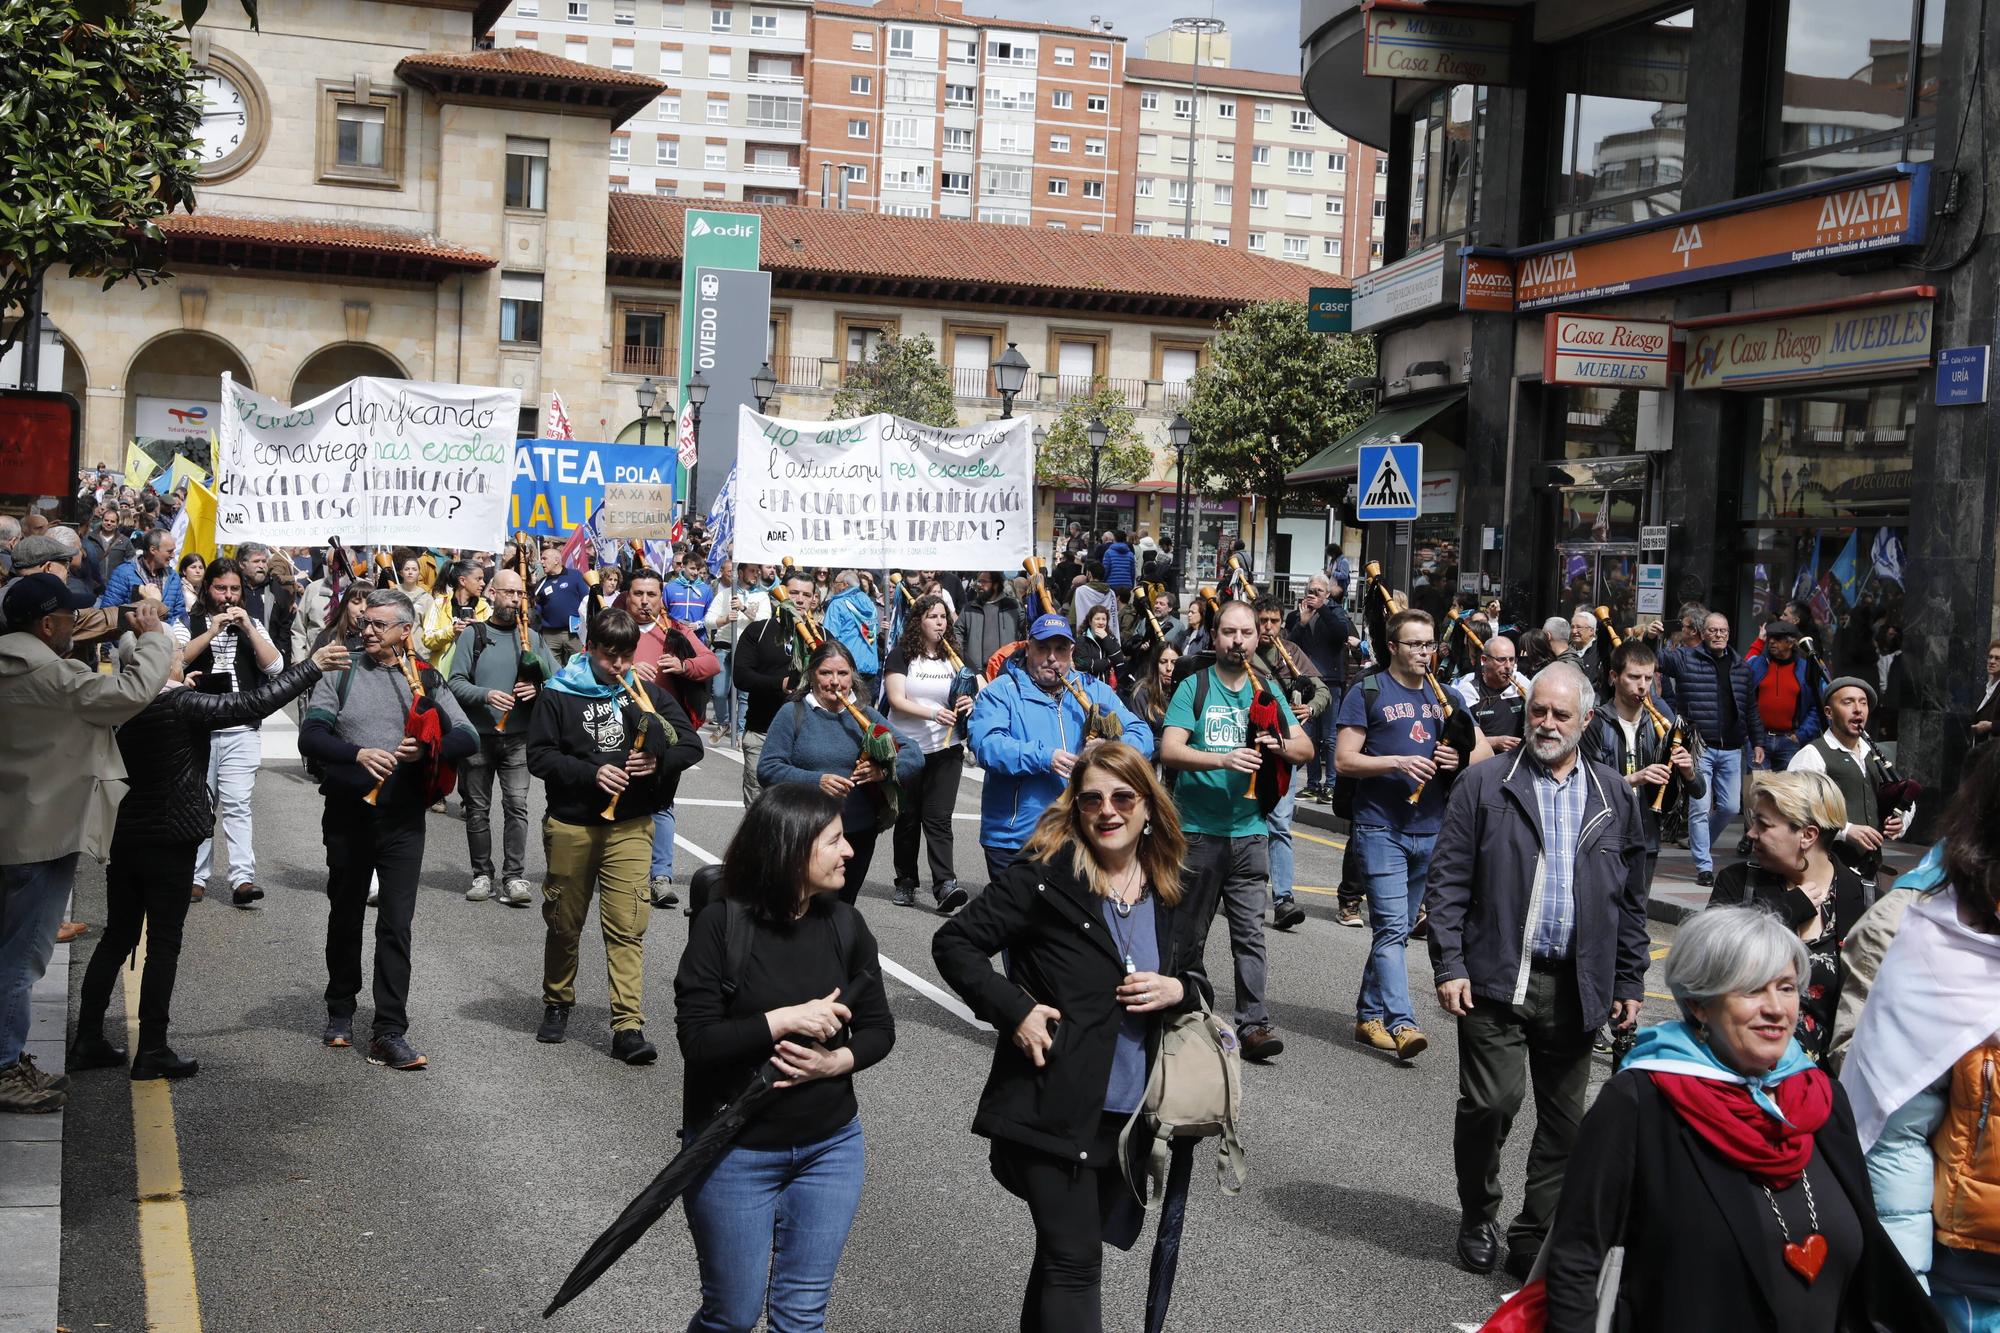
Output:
top-left (1421, 662), bottom-right (1651, 1281)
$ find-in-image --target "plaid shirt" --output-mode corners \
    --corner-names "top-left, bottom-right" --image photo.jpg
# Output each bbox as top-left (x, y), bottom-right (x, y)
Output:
top-left (1530, 758), bottom-right (1590, 960)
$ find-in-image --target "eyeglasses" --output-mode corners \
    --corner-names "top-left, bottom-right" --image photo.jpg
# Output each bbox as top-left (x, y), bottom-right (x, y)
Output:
top-left (1395, 639), bottom-right (1436, 651)
top-left (360, 617), bottom-right (405, 632)
top-left (1076, 789), bottom-right (1141, 814)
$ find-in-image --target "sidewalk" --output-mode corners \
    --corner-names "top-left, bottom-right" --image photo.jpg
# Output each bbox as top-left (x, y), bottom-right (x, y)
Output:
top-left (1292, 798), bottom-right (1921, 925)
top-left (0, 932), bottom-right (67, 1333)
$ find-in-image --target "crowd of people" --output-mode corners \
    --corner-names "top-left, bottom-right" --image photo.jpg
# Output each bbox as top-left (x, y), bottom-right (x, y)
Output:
top-left (0, 477), bottom-right (1993, 1333)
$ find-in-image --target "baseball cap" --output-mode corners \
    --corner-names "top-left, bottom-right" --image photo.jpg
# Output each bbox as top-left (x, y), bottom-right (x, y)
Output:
top-left (3, 572), bottom-right (95, 628)
top-left (1029, 612), bottom-right (1075, 642)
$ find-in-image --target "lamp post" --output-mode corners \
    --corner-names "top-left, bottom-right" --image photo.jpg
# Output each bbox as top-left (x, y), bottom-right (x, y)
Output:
top-left (685, 370), bottom-right (709, 515)
top-left (751, 361), bottom-right (777, 414)
top-left (635, 375), bottom-right (658, 448)
top-left (1168, 411), bottom-right (1193, 592)
top-left (1086, 415), bottom-right (1109, 546)
top-left (1171, 17), bottom-right (1225, 241)
top-left (993, 341), bottom-right (1031, 418)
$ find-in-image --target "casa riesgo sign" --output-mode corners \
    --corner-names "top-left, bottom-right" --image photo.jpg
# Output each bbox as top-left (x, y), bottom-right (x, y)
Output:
top-left (1361, 2), bottom-right (1515, 84)
top-left (1683, 298), bottom-right (1934, 391)
top-left (1543, 314), bottom-right (1673, 388)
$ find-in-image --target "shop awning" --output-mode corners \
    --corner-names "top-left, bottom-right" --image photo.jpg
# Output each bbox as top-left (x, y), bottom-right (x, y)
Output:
top-left (1286, 394), bottom-right (1464, 486)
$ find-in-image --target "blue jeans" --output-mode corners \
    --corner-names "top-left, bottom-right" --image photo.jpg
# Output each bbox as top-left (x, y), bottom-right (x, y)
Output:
top-left (1307, 692), bottom-right (1343, 789)
top-left (1267, 764), bottom-right (1303, 904)
top-left (713, 648), bottom-right (742, 736)
top-left (0, 854), bottom-right (80, 1066)
top-left (1687, 743), bottom-right (1745, 873)
top-left (683, 1116), bottom-right (865, 1333)
top-left (651, 804), bottom-right (676, 879)
top-left (1353, 825), bottom-right (1436, 1032)
top-left (1762, 733), bottom-right (1804, 772)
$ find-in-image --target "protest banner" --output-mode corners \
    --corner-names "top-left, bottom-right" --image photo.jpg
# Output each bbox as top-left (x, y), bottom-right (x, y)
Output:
top-left (732, 406), bottom-right (1030, 569)
top-left (598, 483), bottom-right (676, 538)
top-left (510, 439), bottom-right (677, 538)
top-left (214, 374), bottom-right (518, 549)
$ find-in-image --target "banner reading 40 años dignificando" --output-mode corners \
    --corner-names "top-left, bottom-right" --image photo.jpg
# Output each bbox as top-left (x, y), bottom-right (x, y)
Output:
top-left (214, 373), bottom-right (519, 550)
top-left (732, 405), bottom-right (1030, 569)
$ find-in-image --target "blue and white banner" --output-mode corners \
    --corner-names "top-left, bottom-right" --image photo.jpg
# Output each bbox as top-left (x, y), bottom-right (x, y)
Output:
top-left (511, 438), bottom-right (676, 539)
top-left (706, 464), bottom-right (738, 577)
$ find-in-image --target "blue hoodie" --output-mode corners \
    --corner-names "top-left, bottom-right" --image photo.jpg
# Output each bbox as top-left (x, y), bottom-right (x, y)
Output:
top-left (1103, 541), bottom-right (1136, 590)
top-left (823, 585), bottom-right (882, 676)
top-left (967, 656), bottom-right (1155, 851)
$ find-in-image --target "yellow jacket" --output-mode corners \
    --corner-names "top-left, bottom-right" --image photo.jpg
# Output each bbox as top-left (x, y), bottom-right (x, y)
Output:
top-left (420, 595), bottom-right (491, 665)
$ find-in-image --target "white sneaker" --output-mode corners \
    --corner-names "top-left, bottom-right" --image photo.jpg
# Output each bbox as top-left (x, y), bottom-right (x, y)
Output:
top-left (467, 874), bottom-right (493, 902)
top-left (502, 878), bottom-right (533, 907)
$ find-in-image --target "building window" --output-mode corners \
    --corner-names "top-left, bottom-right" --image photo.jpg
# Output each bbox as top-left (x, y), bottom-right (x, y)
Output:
top-left (988, 38), bottom-right (1036, 66)
top-left (1172, 95), bottom-right (1192, 120)
top-left (884, 203), bottom-right (930, 217)
top-left (746, 95), bottom-right (800, 129)
top-left (946, 83), bottom-right (975, 107)
top-left (1212, 229), bottom-right (1229, 246)
top-left (1325, 195), bottom-right (1343, 215)
top-left (1047, 221), bottom-right (1066, 229)
top-left (317, 84), bottom-right (404, 186)
top-left (1322, 237), bottom-right (1341, 257)
top-left (1086, 94), bottom-right (1106, 112)
top-left (612, 44), bottom-right (634, 69)
top-left (887, 26), bottom-right (914, 57)
top-left (839, 314), bottom-right (900, 369)
top-left (1133, 221), bottom-right (1152, 235)
top-left (614, 0), bottom-right (633, 22)
top-left (851, 30), bottom-right (872, 50)
top-left (660, 47), bottom-right (683, 73)
top-left (566, 0), bottom-right (586, 17)
top-left (1246, 232), bottom-right (1266, 252)
top-left (1138, 133), bottom-right (1157, 154)
top-left (850, 74), bottom-right (872, 95)
top-left (1214, 143), bottom-right (1232, 163)
top-left (656, 137), bottom-right (678, 165)
top-left (884, 162), bottom-right (930, 190)
top-left (1047, 330), bottom-right (1106, 396)
top-left (1283, 235), bottom-right (1308, 260)
top-left (750, 10), bottom-right (776, 35)
top-left (1285, 149), bottom-right (1311, 174)
top-left (1140, 90), bottom-right (1158, 111)
top-left (886, 115), bottom-right (922, 147)
top-left (1048, 178), bottom-right (1068, 196)
top-left (655, 181), bottom-right (677, 195)
top-left (1135, 177), bottom-right (1155, 198)
top-left (710, 3), bottom-right (731, 28)
top-left (1253, 103), bottom-right (1271, 123)
top-left (985, 123), bottom-right (1029, 154)
top-left (1408, 83), bottom-right (1487, 247)
top-left (1769, 0), bottom-right (1940, 188)
top-left (1049, 133), bottom-right (1070, 153)
top-left (1216, 99), bottom-right (1235, 119)
top-left (704, 142), bottom-right (727, 169)
top-left (1082, 179), bottom-right (1103, 199)
top-left (981, 164), bottom-right (1028, 196)
top-left (708, 50), bottom-right (730, 76)
top-left (848, 118), bottom-right (870, 138)
top-left (948, 37), bottom-right (974, 64)
top-left (1166, 179), bottom-right (1188, 206)
top-left (842, 163), bottom-right (868, 182)
top-left (1377, 156), bottom-right (1387, 175)
top-left (1249, 187), bottom-right (1268, 207)
top-left (1250, 145), bottom-right (1269, 165)
top-left (500, 273), bottom-right (543, 343)
top-left (1089, 50), bottom-right (1109, 69)
top-left (1051, 89), bottom-right (1073, 110)
top-left (614, 298), bottom-right (674, 374)
top-left (517, 1), bottom-right (537, 14)
top-left (1545, 9), bottom-right (1690, 238)
top-left (943, 126), bottom-right (973, 151)
top-left (505, 137), bottom-right (549, 208)
top-left (1373, 198), bottom-right (1387, 217)
top-left (941, 170), bottom-right (970, 195)
top-left (1053, 45), bottom-right (1074, 65)
top-left (660, 0), bottom-right (683, 25)
top-left (657, 93), bottom-right (680, 117)
top-left (980, 208), bottom-right (1029, 225)
top-left (706, 98), bottom-right (729, 123)
top-left (1327, 151), bottom-right (1347, 173)
top-left (1084, 137), bottom-right (1104, 157)
top-left (609, 135), bottom-right (630, 161)
top-left (1212, 183), bottom-right (1232, 205)
top-left (1290, 108), bottom-right (1313, 132)
top-left (1285, 191), bottom-right (1311, 217)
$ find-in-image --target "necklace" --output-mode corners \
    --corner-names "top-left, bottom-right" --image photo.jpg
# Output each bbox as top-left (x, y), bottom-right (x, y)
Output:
top-left (1103, 875), bottom-right (1149, 975)
top-left (1761, 1171), bottom-right (1828, 1284)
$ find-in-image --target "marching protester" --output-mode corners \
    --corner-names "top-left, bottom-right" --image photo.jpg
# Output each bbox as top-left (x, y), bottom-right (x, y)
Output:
top-left (702, 559), bottom-right (768, 747)
top-left (968, 612), bottom-right (1154, 886)
top-left (184, 557), bottom-right (285, 908)
top-left (527, 607), bottom-right (702, 1060)
top-left (933, 742), bottom-right (1209, 1333)
top-left (626, 567), bottom-right (718, 908)
top-left (881, 594), bottom-right (972, 912)
top-left (1252, 597), bottom-right (1328, 932)
top-left (1534, 906), bottom-right (1939, 1333)
top-left (1285, 573), bottom-right (1352, 802)
top-left (1709, 771), bottom-right (1866, 1067)
top-left (1748, 620), bottom-right (1822, 772)
top-left (1580, 639), bottom-right (1702, 889)
top-left (1160, 599), bottom-right (1314, 1061)
top-left (71, 634), bottom-right (348, 1079)
top-left (533, 541), bottom-right (591, 665)
top-left (445, 568), bottom-right (556, 907)
top-left (822, 569), bottom-right (883, 703)
top-left (177, 552), bottom-right (207, 603)
top-left (298, 589), bottom-right (479, 1071)
top-left (420, 558), bottom-right (490, 670)
top-left (0, 579), bottom-right (171, 1113)
top-left (730, 567), bottom-right (816, 809)
top-left (672, 784), bottom-right (895, 1333)
top-left (1127, 641), bottom-right (1179, 737)
top-left (757, 640), bottom-right (921, 904)
top-left (961, 570), bottom-right (1026, 669)
top-left (1337, 608), bottom-right (1491, 1063)
top-left (99, 528), bottom-right (188, 626)
top-left (397, 557), bottom-right (433, 626)
top-left (310, 583), bottom-right (371, 656)
top-left (663, 549), bottom-right (714, 644)
top-left (1072, 603), bottom-right (1124, 688)
top-left (1650, 610), bottom-right (1756, 887)
top-left (235, 542), bottom-right (294, 661)
top-left (1426, 661), bottom-right (1648, 1278)
top-left (1448, 631), bottom-right (1529, 754)
top-left (1787, 676), bottom-right (1908, 885)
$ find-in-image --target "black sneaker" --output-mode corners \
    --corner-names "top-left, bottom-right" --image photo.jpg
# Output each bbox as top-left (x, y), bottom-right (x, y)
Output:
top-left (130, 1047), bottom-right (199, 1081)
top-left (322, 1014), bottom-right (353, 1049)
top-left (891, 879), bottom-right (918, 908)
top-left (1696, 869), bottom-right (1715, 888)
top-left (536, 1004), bottom-right (570, 1044)
top-left (366, 1034), bottom-right (428, 1070)
top-left (612, 1028), bottom-right (658, 1065)
top-left (69, 1032), bottom-right (127, 1070)
top-left (1272, 898), bottom-right (1307, 931)
top-left (934, 880), bottom-right (969, 914)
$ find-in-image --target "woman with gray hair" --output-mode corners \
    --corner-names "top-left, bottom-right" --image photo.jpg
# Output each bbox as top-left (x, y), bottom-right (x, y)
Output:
top-left (1506, 906), bottom-right (1939, 1332)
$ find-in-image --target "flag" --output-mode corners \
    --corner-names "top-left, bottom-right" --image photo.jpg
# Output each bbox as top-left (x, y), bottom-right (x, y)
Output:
top-left (163, 452), bottom-right (207, 494)
top-left (175, 478), bottom-right (218, 564)
top-left (1791, 537), bottom-right (1819, 602)
top-left (1829, 530), bottom-right (1861, 605)
top-left (1870, 528), bottom-right (1906, 586)
top-left (705, 466), bottom-right (738, 577)
top-left (676, 400), bottom-right (698, 468)
top-left (557, 504), bottom-right (604, 576)
top-left (642, 539), bottom-right (672, 575)
top-left (123, 440), bottom-right (158, 488)
top-left (547, 391), bottom-right (575, 441)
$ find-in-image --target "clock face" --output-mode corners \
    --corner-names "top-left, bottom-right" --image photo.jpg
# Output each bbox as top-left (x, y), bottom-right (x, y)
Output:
top-left (195, 72), bottom-right (251, 168)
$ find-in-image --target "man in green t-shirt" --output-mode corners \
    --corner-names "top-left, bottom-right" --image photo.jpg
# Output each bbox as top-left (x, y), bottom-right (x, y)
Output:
top-left (1161, 600), bottom-right (1314, 1062)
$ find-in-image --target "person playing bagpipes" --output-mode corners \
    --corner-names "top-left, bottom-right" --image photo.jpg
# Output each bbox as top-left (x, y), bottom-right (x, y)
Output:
top-left (1580, 638), bottom-right (1705, 893)
top-left (731, 565), bottom-right (823, 809)
top-left (622, 567), bottom-right (720, 910)
top-left (1784, 673), bottom-right (1915, 885)
top-left (526, 607), bottom-right (703, 1062)
top-left (1158, 599), bottom-right (1315, 1064)
top-left (298, 587), bottom-right (480, 1071)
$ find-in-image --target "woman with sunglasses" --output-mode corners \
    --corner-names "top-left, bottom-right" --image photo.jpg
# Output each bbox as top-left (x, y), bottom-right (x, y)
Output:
top-left (934, 741), bottom-right (1210, 1332)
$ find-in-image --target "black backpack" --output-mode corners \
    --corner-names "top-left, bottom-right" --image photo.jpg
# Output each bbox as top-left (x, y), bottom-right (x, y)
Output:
top-left (1327, 673), bottom-right (1382, 821)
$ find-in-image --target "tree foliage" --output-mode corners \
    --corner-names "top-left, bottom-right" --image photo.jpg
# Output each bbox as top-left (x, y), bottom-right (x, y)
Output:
top-left (829, 332), bottom-right (959, 426)
top-left (0, 0), bottom-right (204, 353)
top-left (1181, 300), bottom-right (1378, 551)
top-left (1034, 382), bottom-right (1151, 488)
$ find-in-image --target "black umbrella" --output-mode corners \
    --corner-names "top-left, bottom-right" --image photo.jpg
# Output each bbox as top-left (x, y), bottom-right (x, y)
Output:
top-left (1142, 1138), bottom-right (1198, 1333)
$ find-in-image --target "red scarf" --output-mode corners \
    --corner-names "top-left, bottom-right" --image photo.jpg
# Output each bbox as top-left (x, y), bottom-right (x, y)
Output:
top-left (1649, 1068), bottom-right (1832, 1188)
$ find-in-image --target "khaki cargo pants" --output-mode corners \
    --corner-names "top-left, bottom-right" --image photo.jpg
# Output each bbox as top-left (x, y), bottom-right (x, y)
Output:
top-left (541, 815), bottom-right (654, 1030)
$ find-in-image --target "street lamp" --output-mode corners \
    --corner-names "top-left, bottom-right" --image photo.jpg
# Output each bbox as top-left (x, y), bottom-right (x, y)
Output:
top-left (1086, 415), bottom-right (1109, 545)
top-left (685, 370), bottom-right (709, 512)
top-left (1170, 17), bottom-right (1226, 241)
top-left (751, 361), bottom-right (777, 413)
top-left (1168, 411), bottom-right (1193, 592)
top-left (993, 341), bottom-right (1031, 418)
top-left (635, 375), bottom-right (659, 448)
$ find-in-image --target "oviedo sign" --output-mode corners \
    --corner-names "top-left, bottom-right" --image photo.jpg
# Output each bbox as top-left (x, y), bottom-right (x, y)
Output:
top-left (1361, 1), bottom-right (1515, 84)
top-left (1544, 314), bottom-right (1673, 388)
top-left (1683, 297), bottom-right (1934, 391)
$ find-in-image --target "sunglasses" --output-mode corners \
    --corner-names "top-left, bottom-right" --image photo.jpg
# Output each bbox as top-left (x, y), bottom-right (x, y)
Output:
top-left (1077, 789), bottom-right (1141, 814)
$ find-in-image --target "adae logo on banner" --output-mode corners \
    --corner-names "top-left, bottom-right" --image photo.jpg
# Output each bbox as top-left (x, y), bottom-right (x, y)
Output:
top-left (1357, 440), bottom-right (1421, 520)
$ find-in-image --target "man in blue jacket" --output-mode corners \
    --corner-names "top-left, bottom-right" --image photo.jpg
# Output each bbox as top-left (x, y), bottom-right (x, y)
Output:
top-left (1102, 530), bottom-right (1136, 599)
top-left (1648, 610), bottom-right (1755, 886)
top-left (968, 613), bottom-right (1154, 885)
top-left (823, 569), bottom-right (883, 700)
top-left (98, 529), bottom-right (187, 627)
top-left (1743, 620), bottom-right (1820, 772)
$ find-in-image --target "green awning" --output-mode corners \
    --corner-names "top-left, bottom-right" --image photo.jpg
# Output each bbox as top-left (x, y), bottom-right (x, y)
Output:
top-left (1285, 393), bottom-right (1465, 486)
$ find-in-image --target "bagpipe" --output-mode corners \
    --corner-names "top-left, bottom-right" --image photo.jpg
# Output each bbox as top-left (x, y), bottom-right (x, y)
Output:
top-left (490, 530), bottom-right (551, 737)
top-left (600, 673), bottom-right (675, 821)
top-left (1361, 559), bottom-right (1403, 671)
top-left (1231, 557), bottom-right (1321, 717)
top-left (1591, 604), bottom-right (1628, 696)
top-left (1064, 671), bottom-right (1125, 742)
top-left (1226, 552), bottom-right (1257, 602)
top-left (895, 572), bottom-right (981, 735)
top-left (1800, 635), bottom-right (1924, 821)
top-left (363, 649), bottom-right (456, 807)
top-left (1407, 671), bottom-right (1477, 805)
top-left (1242, 662), bottom-right (1291, 818)
top-left (1636, 692), bottom-right (1698, 815)
top-left (840, 690), bottom-right (904, 820)
top-left (1022, 556), bottom-right (1061, 617)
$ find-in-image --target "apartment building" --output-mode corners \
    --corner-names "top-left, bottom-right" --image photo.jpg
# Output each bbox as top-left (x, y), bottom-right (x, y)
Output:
top-left (801, 0), bottom-right (1126, 228)
top-left (495, 0), bottom-right (812, 201)
top-left (1121, 38), bottom-right (1385, 278)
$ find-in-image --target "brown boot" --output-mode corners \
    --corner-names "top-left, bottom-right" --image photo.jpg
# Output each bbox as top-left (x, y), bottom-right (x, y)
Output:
top-left (1392, 1025), bottom-right (1429, 1062)
top-left (55, 921), bottom-right (87, 944)
top-left (1353, 1019), bottom-right (1397, 1051)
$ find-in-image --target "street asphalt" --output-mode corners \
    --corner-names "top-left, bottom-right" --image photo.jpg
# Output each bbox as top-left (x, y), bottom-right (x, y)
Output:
top-left (54, 734), bottom-right (1682, 1333)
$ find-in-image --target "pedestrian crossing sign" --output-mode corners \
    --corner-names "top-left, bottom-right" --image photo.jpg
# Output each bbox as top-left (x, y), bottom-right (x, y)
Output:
top-left (1356, 440), bottom-right (1421, 520)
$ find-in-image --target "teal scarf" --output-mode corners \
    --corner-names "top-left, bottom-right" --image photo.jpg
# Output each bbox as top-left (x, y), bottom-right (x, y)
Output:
top-left (1620, 1019), bottom-right (1817, 1123)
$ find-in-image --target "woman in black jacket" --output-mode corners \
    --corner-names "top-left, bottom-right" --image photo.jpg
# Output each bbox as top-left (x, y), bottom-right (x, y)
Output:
top-left (1071, 603), bottom-right (1125, 689)
top-left (933, 741), bottom-right (1210, 1333)
top-left (69, 636), bottom-right (347, 1079)
top-left (672, 784), bottom-right (894, 1333)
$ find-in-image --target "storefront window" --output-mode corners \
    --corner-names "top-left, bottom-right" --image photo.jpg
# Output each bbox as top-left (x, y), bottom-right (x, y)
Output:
top-left (1555, 385), bottom-right (1671, 458)
top-left (1768, 0), bottom-right (1942, 189)
top-left (1547, 454), bottom-right (1650, 627)
top-left (1546, 9), bottom-right (1693, 239)
top-left (1405, 85), bottom-right (1485, 252)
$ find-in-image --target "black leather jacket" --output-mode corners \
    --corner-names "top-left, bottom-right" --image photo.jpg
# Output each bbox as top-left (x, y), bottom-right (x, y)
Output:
top-left (111, 661), bottom-right (323, 849)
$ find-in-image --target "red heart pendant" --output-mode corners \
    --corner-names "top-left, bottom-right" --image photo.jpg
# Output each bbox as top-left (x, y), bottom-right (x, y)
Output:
top-left (1783, 1232), bottom-right (1828, 1284)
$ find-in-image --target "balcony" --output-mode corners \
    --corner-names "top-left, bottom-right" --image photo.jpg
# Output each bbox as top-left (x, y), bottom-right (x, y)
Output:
top-left (746, 70), bottom-right (804, 87)
top-left (745, 162), bottom-right (802, 186)
top-left (614, 344), bottom-right (677, 377)
top-left (952, 366), bottom-right (996, 401)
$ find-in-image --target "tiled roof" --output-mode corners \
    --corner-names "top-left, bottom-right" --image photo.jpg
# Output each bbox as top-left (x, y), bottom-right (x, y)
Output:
top-left (396, 48), bottom-right (664, 126)
top-left (1124, 58), bottom-right (1302, 96)
top-left (157, 213), bottom-right (496, 282)
top-left (606, 197), bottom-right (1329, 319)
top-left (811, 0), bottom-right (1125, 41)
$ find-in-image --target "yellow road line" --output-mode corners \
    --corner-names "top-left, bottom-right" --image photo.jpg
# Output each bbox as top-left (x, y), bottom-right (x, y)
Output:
top-left (1293, 829), bottom-right (1347, 851)
top-left (123, 928), bottom-right (203, 1332)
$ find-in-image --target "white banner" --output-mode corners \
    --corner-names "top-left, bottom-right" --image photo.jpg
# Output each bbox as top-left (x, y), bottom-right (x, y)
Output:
top-left (214, 373), bottom-right (519, 549)
top-left (733, 406), bottom-right (1031, 568)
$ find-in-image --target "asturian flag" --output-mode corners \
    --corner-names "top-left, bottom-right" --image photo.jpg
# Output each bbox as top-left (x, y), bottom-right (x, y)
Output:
top-left (547, 391), bottom-right (576, 441)
top-left (706, 465), bottom-right (738, 577)
top-left (1871, 527), bottom-right (1906, 587)
top-left (676, 399), bottom-right (699, 468)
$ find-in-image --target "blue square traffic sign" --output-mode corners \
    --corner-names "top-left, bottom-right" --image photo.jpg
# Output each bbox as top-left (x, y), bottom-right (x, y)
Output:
top-left (1356, 441), bottom-right (1422, 520)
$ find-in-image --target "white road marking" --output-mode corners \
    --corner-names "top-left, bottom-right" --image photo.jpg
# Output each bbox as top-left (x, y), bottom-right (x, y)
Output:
top-left (676, 796), bottom-right (975, 820)
top-left (702, 739), bottom-right (985, 782)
